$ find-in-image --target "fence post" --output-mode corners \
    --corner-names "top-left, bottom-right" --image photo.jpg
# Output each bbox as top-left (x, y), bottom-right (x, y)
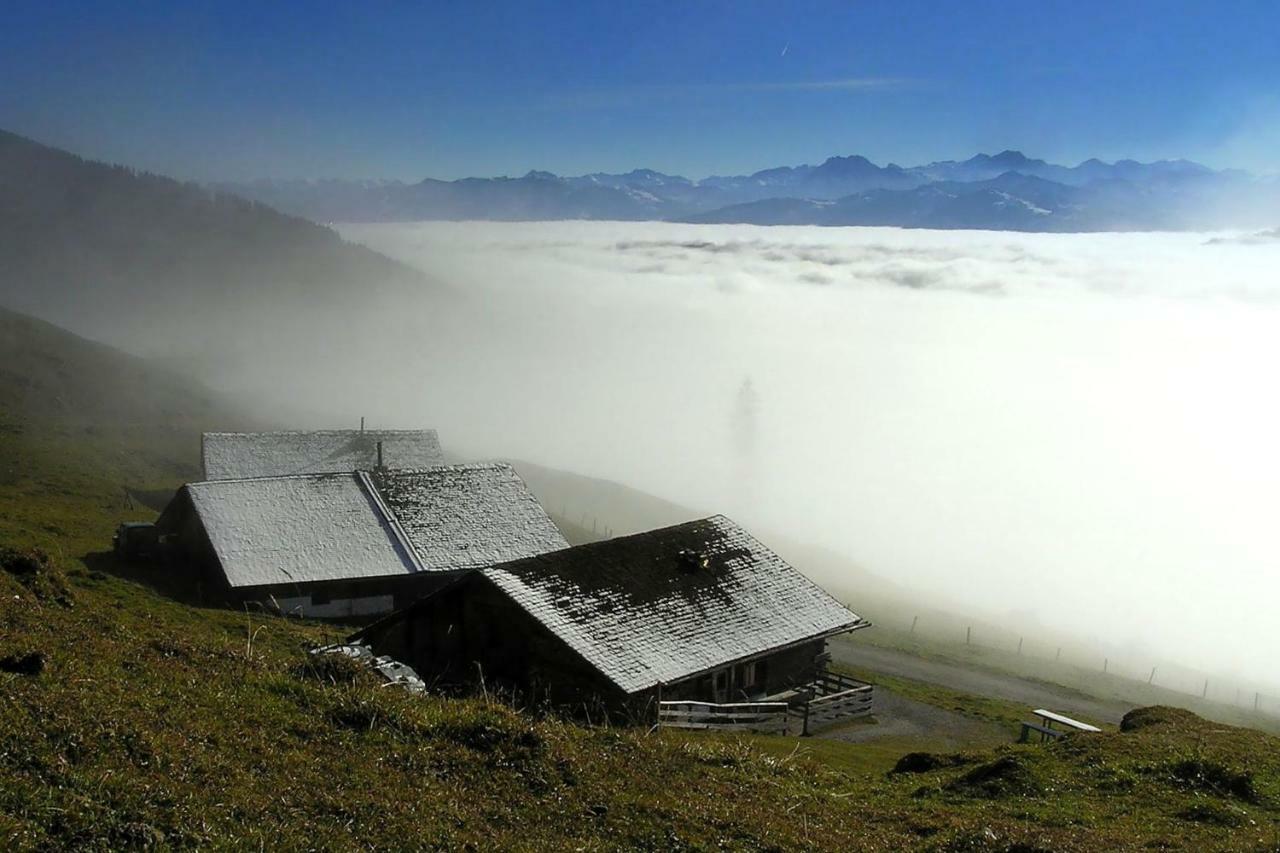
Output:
top-left (1055, 647), bottom-right (1061, 662)
top-left (966, 626), bottom-right (971, 646)
top-left (1256, 692), bottom-right (1260, 712)
top-left (1017, 637), bottom-right (1023, 656)
top-left (910, 615), bottom-right (918, 634)
top-left (1103, 658), bottom-right (1108, 674)
top-left (1202, 679), bottom-right (1208, 699)
top-left (1148, 667), bottom-right (1156, 685)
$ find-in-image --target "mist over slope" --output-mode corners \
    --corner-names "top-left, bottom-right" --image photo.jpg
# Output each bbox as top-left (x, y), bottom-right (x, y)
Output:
top-left (4, 129), bottom-right (1279, 694)
top-left (0, 306), bottom-right (235, 429)
top-left (327, 220), bottom-right (1280, 690)
top-left (0, 129), bottom-right (451, 363)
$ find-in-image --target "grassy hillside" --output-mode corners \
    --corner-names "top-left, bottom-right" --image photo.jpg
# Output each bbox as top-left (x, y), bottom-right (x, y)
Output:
top-left (5, 548), bottom-right (1280, 849)
top-left (1, 313), bottom-right (1279, 849)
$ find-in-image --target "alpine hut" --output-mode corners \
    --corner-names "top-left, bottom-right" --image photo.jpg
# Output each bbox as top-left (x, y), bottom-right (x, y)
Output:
top-left (351, 515), bottom-right (870, 719)
top-left (155, 463), bottom-right (568, 619)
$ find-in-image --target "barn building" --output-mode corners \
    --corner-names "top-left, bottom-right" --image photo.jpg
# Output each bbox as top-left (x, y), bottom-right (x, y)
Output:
top-left (155, 462), bottom-right (568, 619)
top-left (201, 429), bottom-right (444, 480)
top-left (351, 515), bottom-right (869, 714)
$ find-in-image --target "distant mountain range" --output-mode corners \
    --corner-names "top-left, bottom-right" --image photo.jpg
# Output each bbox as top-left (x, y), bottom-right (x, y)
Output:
top-left (215, 150), bottom-right (1280, 232)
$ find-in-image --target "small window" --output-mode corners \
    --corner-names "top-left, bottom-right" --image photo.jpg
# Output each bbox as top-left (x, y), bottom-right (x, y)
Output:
top-left (737, 659), bottom-right (766, 693)
top-left (713, 669), bottom-right (728, 695)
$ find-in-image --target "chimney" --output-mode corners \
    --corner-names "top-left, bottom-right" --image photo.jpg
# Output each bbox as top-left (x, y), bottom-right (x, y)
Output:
top-left (360, 416), bottom-right (365, 433)
top-left (377, 440), bottom-right (384, 470)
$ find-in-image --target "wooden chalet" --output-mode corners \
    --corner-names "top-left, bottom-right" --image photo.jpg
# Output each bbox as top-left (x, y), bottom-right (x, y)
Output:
top-left (155, 463), bottom-right (568, 619)
top-left (351, 515), bottom-right (871, 727)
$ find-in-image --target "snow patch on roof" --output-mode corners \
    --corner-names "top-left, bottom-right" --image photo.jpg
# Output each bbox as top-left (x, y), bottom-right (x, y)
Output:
top-left (202, 430), bottom-right (443, 480)
top-left (478, 515), bottom-right (864, 694)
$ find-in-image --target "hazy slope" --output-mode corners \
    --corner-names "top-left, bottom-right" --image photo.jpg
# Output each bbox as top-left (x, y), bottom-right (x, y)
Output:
top-left (0, 129), bottom-right (448, 355)
top-left (0, 305), bottom-right (258, 549)
top-left (0, 306), bottom-right (235, 428)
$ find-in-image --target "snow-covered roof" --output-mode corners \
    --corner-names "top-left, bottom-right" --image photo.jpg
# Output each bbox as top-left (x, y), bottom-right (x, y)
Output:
top-left (178, 463), bottom-right (566, 589)
top-left (201, 430), bottom-right (443, 480)
top-left (477, 516), bottom-right (864, 694)
top-left (370, 464), bottom-right (568, 571)
top-left (184, 472), bottom-right (417, 588)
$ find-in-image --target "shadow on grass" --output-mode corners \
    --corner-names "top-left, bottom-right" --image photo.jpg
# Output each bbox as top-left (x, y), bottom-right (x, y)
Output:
top-left (82, 549), bottom-right (207, 607)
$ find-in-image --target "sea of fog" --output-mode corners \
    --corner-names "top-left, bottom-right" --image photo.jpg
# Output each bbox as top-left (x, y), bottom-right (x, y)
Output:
top-left (322, 221), bottom-right (1280, 687)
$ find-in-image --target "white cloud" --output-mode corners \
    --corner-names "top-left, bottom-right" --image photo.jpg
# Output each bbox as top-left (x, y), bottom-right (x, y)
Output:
top-left (218, 220), bottom-right (1280, 693)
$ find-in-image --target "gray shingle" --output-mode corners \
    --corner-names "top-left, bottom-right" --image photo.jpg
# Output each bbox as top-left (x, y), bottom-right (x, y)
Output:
top-left (182, 463), bottom-right (565, 589)
top-left (202, 430), bottom-right (443, 480)
top-left (478, 516), bottom-right (864, 694)
top-left (371, 464), bottom-right (569, 571)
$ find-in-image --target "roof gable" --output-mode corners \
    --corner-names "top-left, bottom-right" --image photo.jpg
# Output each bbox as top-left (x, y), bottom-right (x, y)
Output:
top-left (370, 464), bottom-right (568, 571)
top-left (201, 430), bottom-right (443, 480)
top-left (477, 516), bottom-right (863, 694)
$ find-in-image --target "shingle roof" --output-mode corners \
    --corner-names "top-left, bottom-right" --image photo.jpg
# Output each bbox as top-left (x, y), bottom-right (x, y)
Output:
top-left (477, 515), bottom-right (864, 694)
top-left (184, 473), bottom-right (417, 588)
top-left (181, 463), bottom-right (565, 589)
top-left (370, 464), bottom-right (569, 571)
top-left (201, 430), bottom-right (443, 480)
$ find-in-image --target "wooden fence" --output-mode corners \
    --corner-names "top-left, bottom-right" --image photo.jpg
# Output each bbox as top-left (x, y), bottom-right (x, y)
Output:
top-left (658, 700), bottom-right (791, 734)
top-left (802, 682), bottom-right (873, 730)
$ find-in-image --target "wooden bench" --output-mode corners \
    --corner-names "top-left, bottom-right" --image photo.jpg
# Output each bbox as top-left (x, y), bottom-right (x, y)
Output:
top-left (1019, 721), bottom-right (1066, 743)
top-left (1020, 708), bottom-right (1101, 743)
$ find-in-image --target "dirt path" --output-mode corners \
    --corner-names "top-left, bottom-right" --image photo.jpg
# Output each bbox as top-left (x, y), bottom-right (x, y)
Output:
top-left (830, 639), bottom-right (1133, 726)
top-left (818, 687), bottom-right (1010, 748)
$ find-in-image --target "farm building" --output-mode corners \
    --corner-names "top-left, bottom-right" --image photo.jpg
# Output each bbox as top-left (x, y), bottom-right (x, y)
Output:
top-left (351, 515), bottom-right (870, 723)
top-left (201, 429), bottom-right (443, 480)
top-left (155, 463), bottom-right (568, 619)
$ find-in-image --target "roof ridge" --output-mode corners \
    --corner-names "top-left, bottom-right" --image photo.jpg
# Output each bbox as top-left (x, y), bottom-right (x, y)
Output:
top-left (356, 470), bottom-right (427, 574)
top-left (202, 429), bottom-right (438, 437)
top-left (187, 471), bottom-right (365, 487)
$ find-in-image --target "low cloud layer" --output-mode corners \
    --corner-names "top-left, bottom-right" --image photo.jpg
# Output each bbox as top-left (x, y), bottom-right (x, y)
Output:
top-left (228, 221), bottom-right (1280, 690)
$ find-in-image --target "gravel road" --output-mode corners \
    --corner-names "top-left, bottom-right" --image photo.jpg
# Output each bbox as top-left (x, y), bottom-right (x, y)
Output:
top-left (829, 638), bottom-right (1133, 726)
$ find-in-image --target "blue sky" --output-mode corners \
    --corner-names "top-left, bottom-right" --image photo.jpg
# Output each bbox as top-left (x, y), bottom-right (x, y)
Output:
top-left (3, 1), bottom-right (1278, 180)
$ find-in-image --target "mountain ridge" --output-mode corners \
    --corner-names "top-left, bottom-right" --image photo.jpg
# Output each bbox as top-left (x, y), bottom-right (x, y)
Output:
top-left (211, 149), bottom-right (1280, 231)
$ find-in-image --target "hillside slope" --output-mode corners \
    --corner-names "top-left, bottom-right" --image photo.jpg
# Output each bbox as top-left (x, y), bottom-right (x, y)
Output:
top-left (0, 306), bottom-right (255, 552)
top-left (1, 314), bottom-right (1279, 848)
top-left (3, 547), bottom-right (1280, 849)
top-left (0, 129), bottom-right (446, 355)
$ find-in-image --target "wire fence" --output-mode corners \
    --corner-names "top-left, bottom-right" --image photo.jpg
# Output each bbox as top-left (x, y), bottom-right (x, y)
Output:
top-left (549, 502), bottom-right (1280, 721)
top-left (870, 611), bottom-right (1280, 721)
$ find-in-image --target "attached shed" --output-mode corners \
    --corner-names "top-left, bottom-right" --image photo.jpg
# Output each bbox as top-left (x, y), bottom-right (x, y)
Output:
top-left (156, 463), bottom-right (568, 619)
top-left (201, 429), bottom-right (444, 480)
top-left (352, 515), bottom-right (868, 713)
